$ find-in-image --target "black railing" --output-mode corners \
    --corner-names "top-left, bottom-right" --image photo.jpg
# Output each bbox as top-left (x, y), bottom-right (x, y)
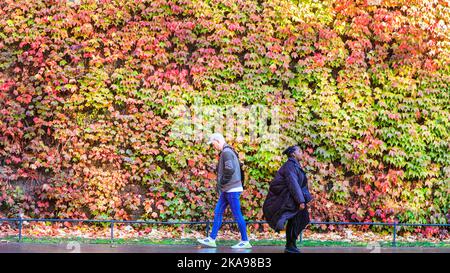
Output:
top-left (1, 216), bottom-right (449, 247)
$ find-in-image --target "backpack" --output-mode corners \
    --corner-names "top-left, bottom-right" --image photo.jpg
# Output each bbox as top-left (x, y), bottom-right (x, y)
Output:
top-left (223, 145), bottom-right (245, 188)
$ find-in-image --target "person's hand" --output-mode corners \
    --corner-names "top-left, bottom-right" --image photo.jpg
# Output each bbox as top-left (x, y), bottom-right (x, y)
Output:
top-left (299, 203), bottom-right (305, 210)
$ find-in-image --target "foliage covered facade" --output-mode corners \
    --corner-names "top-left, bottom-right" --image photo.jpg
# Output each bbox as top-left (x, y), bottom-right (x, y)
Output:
top-left (0, 0), bottom-right (449, 234)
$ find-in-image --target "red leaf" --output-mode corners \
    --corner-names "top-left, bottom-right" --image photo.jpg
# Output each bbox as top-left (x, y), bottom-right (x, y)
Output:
top-left (187, 159), bottom-right (195, 167)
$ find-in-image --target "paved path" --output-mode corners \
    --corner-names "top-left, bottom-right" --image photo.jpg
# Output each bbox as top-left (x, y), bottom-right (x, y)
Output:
top-left (1, 242), bottom-right (449, 253)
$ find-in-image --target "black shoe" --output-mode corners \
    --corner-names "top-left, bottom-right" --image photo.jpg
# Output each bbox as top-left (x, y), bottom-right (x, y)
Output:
top-left (284, 246), bottom-right (301, 253)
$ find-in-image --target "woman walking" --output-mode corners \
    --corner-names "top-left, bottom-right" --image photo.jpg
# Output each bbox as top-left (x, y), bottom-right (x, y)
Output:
top-left (263, 145), bottom-right (313, 253)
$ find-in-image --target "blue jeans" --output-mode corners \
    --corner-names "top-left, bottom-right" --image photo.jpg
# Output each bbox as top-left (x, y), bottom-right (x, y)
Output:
top-left (210, 192), bottom-right (248, 241)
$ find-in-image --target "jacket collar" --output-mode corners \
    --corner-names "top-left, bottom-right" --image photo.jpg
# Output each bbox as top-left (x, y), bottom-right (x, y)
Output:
top-left (288, 157), bottom-right (304, 171)
top-left (219, 144), bottom-right (230, 155)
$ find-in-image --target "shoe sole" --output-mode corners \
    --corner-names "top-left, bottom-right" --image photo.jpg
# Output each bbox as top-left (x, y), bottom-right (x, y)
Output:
top-left (197, 240), bottom-right (216, 248)
top-left (231, 246), bottom-right (252, 249)
top-left (232, 247), bottom-right (252, 249)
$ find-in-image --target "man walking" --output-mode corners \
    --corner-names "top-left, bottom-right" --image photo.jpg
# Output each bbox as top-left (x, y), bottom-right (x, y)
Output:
top-left (197, 133), bottom-right (252, 249)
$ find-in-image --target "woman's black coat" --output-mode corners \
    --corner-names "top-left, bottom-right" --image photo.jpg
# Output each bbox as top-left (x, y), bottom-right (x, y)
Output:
top-left (263, 157), bottom-right (313, 231)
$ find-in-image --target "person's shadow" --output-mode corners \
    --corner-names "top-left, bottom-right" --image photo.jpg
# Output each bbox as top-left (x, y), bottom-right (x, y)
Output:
top-left (196, 246), bottom-right (252, 253)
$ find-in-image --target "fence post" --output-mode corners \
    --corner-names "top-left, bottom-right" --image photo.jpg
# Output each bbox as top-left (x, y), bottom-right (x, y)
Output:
top-left (110, 222), bottom-right (114, 243)
top-left (18, 213), bottom-right (23, 242)
top-left (392, 222), bottom-right (397, 247)
top-left (206, 221), bottom-right (210, 237)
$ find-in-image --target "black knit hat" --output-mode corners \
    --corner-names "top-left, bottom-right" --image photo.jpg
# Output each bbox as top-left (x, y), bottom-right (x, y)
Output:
top-left (282, 145), bottom-right (299, 157)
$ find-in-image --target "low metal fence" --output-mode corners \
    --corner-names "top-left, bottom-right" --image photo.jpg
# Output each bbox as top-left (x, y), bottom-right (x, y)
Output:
top-left (1, 216), bottom-right (449, 247)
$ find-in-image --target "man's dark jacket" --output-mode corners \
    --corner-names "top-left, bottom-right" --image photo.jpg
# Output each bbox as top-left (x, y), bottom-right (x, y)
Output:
top-left (216, 145), bottom-right (242, 193)
top-left (263, 157), bottom-right (313, 231)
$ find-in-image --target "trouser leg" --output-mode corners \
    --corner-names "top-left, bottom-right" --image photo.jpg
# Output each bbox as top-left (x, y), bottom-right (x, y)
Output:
top-left (286, 208), bottom-right (310, 248)
top-left (227, 192), bottom-right (248, 241)
top-left (209, 193), bottom-right (228, 240)
top-left (285, 217), bottom-right (296, 248)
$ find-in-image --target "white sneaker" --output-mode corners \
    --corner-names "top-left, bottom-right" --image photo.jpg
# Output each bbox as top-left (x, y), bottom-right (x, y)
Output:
top-left (197, 237), bottom-right (217, 248)
top-left (231, 241), bottom-right (252, 249)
